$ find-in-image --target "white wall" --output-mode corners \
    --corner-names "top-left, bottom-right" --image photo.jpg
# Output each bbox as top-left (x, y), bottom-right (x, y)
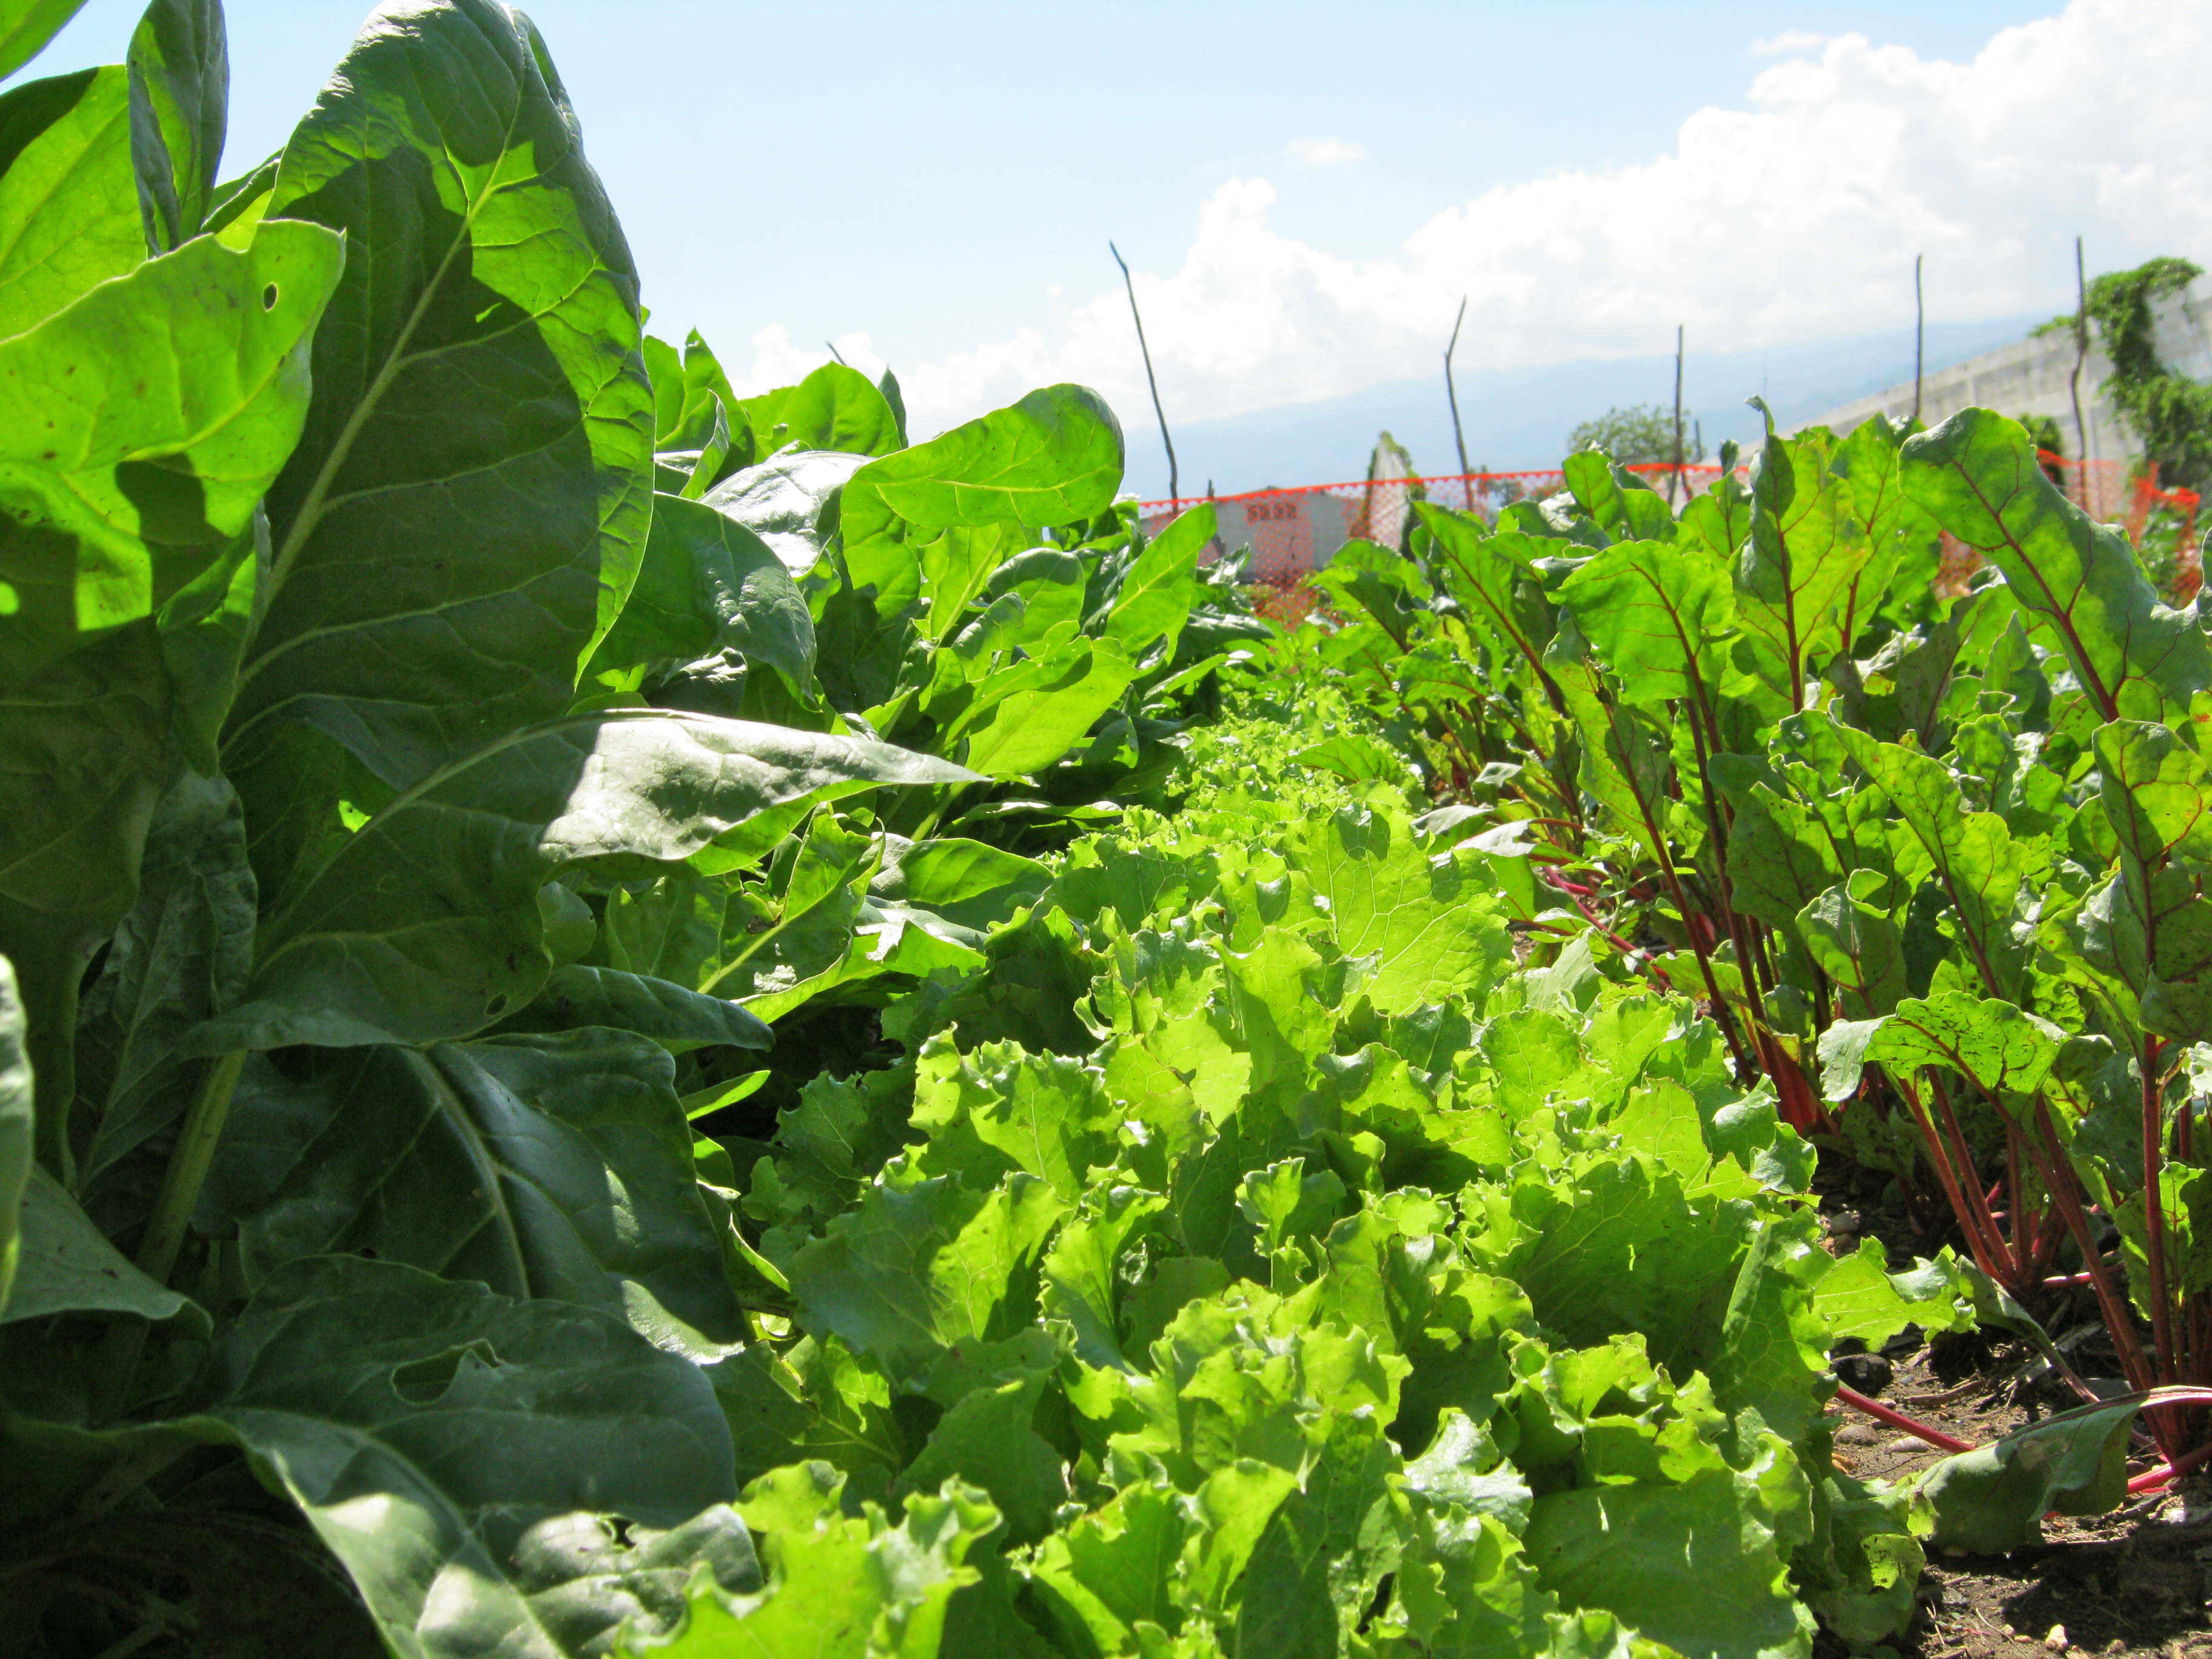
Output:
top-left (1808, 278), bottom-right (2212, 461)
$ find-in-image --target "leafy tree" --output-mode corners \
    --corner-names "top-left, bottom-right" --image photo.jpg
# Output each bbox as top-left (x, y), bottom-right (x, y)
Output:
top-left (1564, 403), bottom-right (1706, 466)
top-left (2080, 255), bottom-right (2212, 490)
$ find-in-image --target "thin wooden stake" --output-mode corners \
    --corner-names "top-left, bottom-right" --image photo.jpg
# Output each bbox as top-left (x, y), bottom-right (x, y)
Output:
top-left (2070, 235), bottom-right (2093, 504)
top-left (1912, 254), bottom-right (1925, 424)
top-left (1444, 297), bottom-right (1472, 501)
top-left (1669, 324), bottom-right (1686, 504)
top-left (1110, 241), bottom-right (1179, 506)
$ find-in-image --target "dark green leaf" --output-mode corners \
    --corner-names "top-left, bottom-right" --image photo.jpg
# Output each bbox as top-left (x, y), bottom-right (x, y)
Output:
top-left (587, 491), bottom-right (816, 695)
top-left (496, 965), bottom-right (771, 1050)
top-left (1915, 1396), bottom-right (2136, 1553)
top-left (204, 1031), bottom-right (748, 1349)
top-left (4, 1163), bottom-right (203, 1326)
top-left (196, 712), bottom-right (976, 1052)
top-left (236, 0), bottom-right (656, 792)
top-left (127, 0), bottom-right (226, 251)
top-left (197, 1257), bottom-right (736, 1655)
top-left (0, 1), bottom-right (88, 82)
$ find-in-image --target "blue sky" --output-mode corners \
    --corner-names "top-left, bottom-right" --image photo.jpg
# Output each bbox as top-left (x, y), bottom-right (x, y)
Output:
top-left (33, 0), bottom-right (2207, 478)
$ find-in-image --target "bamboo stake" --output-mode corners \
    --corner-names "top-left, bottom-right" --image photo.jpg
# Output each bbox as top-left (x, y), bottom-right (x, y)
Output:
top-left (1912, 255), bottom-right (1925, 424)
top-left (1445, 297), bottom-right (1472, 501)
top-left (2070, 235), bottom-right (2093, 505)
top-left (1110, 241), bottom-right (1179, 506)
top-left (1669, 324), bottom-right (1685, 504)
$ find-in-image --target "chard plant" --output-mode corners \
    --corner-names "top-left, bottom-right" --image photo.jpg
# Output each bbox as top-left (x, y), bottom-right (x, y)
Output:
top-left (1301, 394), bottom-right (2212, 1466)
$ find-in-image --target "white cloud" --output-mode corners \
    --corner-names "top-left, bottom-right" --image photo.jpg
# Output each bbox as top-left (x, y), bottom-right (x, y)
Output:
top-left (1750, 29), bottom-right (1831, 56)
top-left (881, 0), bottom-right (2212, 440)
top-left (725, 325), bottom-right (886, 397)
top-left (1285, 136), bottom-right (1367, 166)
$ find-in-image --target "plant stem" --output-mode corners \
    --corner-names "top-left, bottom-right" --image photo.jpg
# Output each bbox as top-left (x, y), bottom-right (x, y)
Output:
top-left (2142, 1035), bottom-right (2177, 1385)
top-left (1832, 1382), bottom-right (1975, 1453)
top-left (2070, 234), bottom-right (2092, 503)
top-left (1894, 1071), bottom-right (2008, 1282)
top-left (2030, 1096), bottom-right (2162, 1403)
top-left (91, 1051), bottom-right (247, 1419)
top-left (1929, 1071), bottom-right (2019, 1284)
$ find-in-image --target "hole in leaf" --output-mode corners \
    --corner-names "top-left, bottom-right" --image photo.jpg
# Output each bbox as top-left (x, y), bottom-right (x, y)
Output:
top-left (262, 283), bottom-right (278, 310)
top-left (485, 994), bottom-right (508, 1016)
top-left (390, 1339), bottom-right (500, 1404)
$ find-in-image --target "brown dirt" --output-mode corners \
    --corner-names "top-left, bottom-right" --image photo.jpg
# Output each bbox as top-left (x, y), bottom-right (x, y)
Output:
top-left (1811, 1162), bottom-right (2212, 1655)
top-left (1815, 1336), bottom-right (2212, 1655)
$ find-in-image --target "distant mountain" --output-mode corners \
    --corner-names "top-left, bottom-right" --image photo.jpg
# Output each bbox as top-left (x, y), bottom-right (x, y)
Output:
top-left (1119, 314), bottom-right (2042, 501)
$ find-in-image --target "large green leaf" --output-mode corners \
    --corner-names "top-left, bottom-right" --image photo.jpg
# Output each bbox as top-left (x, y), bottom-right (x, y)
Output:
top-left (1914, 1396), bottom-right (2136, 1553)
top-left (199, 1256), bottom-right (737, 1659)
top-left (586, 491), bottom-right (816, 697)
top-left (494, 964), bottom-right (771, 1049)
top-left (1231, 1412), bottom-right (1407, 1656)
top-left (1105, 500), bottom-right (1209, 663)
top-left (203, 1030), bottom-right (747, 1349)
top-left (1736, 411), bottom-right (1869, 710)
top-left (1852, 991), bottom-right (2064, 1102)
top-left (0, 64), bottom-right (139, 338)
top-left (233, 0), bottom-right (655, 792)
top-left (638, 1463), bottom-right (998, 1659)
top-left (72, 768), bottom-right (255, 1189)
top-left (0, 218), bottom-right (342, 645)
top-left (0, 1), bottom-right (87, 82)
top-left (704, 449), bottom-right (865, 578)
top-left (127, 0), bottom-right (226, 252)
top-left (1523, 1463), bottom-right (1814, 1659)
top-left (786, 1164), bottom-right (1067, 1390)
top-left (0, 627), bottom-right (169, 1174)
top-left (1834, 721), bottom-right (2029, 1000)
top-left (194, 711), bottom-right (977, 1052)
top-left (1902, 408), bottom-right (2210, 722)
top-left (843, 383), bottom-right (1122, 539)
top-left (1292, 803), bottom-right (1514, 1013)
top-left (1416, 507), bottom-right (1566, 710)
top-left (741, 361), bottom-right (903, 460)
top-left (1558, 538), bottom-right (1733, 712)
top-left (950, 635), bottom-right (1136, 779)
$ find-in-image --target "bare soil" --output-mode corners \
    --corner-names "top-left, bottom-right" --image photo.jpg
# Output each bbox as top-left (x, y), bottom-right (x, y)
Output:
top-left (1815, 1336), bottom-right (2212, 1656)
top-left (1812, 1164), bottom-right (2212, 1656)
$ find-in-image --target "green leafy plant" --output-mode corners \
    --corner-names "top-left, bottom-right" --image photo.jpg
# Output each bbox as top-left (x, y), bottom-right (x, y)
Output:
top-left (0, 1), bottom-right (1252, 1651)
top-left (1287, 392), bottom-right (2212, 1497)
top-left (12, 0), bottom-right (2199, 1651)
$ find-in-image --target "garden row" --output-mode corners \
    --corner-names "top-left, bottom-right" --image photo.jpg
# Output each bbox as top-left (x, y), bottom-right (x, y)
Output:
top-left (0, 1), bottom-right (2199, 1657)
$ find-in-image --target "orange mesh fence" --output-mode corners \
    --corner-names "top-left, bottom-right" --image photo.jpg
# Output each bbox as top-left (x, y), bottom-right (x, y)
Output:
top-left (1940, 455), bottom-right (2202, 599)
top-left (1148, 454), bottom-right (2204, 603)
top-left (1139, 463), bottom-right (1729, 592)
